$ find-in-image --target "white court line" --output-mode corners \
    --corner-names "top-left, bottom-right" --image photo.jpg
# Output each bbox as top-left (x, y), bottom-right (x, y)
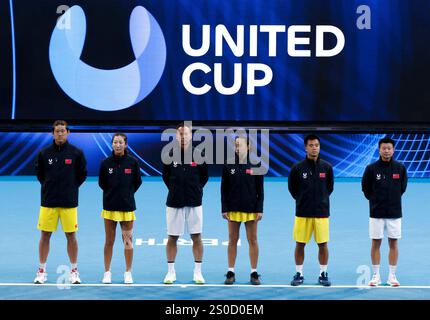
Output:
top-left (0, 283), bottom-right (430, 289)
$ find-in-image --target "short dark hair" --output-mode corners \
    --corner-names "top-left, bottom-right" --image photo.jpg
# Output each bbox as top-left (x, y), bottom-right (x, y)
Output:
top-left (304, 134), bottom-right (320, 146)
top-left (52, 120), bottom-right (69, 131)
top-left (112, 133), bottom-right (127, 144)
top-left (378, 137), bottom-right (395, 148)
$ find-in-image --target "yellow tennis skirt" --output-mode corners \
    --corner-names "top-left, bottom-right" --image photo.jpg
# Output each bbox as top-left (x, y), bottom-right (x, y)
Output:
top-left (228, 211), bottom-right (257, 222)
top-left (101, 210), bottom-right (136, 222)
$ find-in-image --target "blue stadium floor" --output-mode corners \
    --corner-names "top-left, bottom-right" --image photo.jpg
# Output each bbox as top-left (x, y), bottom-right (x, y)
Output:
top-left (1, 177), bottom-right (430, 300)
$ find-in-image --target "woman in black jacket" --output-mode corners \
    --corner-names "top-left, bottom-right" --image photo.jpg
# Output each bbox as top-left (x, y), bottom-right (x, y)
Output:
top-left (98, 133), bottom-right (142, 284)
top-left (221, 136), bottom-right (264, 285)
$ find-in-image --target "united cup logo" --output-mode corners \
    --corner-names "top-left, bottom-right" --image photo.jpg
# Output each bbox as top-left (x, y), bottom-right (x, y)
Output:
top-left (302, 172), bottom-right (308, 179)
top-left (230, 169), bottom-right (236, 175)
top-left (48, 159), bottom-right (53, 165)
top-left (376, 174), bottom-right (381, 180)
top-left (108, 168), bottom-right (113, 174)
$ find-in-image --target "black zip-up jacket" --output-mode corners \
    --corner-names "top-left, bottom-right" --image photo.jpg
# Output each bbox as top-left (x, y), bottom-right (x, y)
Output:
top-left (35, 141), bottom-right (87, 208)
top-left (221, 155), bottom-right (264, 213)
top-left (288, 157), bottom-right (334, 218)
top-left (98, 151), bottom-right (142, 211)
top-left (361, 158), bottom-right (407, 219)
top-left (162, 147), bottom-right (209, 208)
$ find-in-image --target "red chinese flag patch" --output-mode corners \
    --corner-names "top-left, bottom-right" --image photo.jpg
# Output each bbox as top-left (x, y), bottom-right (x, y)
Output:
top-left (393, 173), bottom-right (400, 179)
top-left (319, 172), bottom-right (326, 178)
top-left (65, 159), bottom-right (72, 165)
top-left (124, 168), bottom-right (132, 174)
top-left (190, 162), bottom-right (197, 167)
top-left (246, 169), bottom-right (253, 175)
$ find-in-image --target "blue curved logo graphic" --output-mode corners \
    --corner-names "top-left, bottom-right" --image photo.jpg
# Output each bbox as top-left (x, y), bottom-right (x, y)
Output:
top-left (49, 5), bottom-right (166, 111)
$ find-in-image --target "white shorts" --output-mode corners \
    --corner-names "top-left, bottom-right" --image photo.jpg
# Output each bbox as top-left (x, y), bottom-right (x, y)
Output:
top-left (166, 206), bottom-right (203, 236)
top-left (369, 218), bottom-right (402, 239)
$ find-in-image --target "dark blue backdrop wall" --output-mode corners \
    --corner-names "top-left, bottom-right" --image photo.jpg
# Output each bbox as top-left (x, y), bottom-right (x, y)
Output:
top-left (1, 132), bottom-right (429, 177)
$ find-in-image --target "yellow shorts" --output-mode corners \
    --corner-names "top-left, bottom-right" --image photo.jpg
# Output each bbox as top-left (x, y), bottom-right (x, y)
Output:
top-left (228, 211), bottom-right (257, 222)
top-left (37, 207), bottom-right (78, 233)
top-left (101, 210), bottom-right (136, 222)
top-left (293, 216), bottom-right (329, 244)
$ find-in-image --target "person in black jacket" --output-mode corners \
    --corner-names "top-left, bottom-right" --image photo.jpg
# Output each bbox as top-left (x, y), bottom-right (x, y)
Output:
top-left (98, 133), bottom-right (142, 285)
top-left (34, 120), bottom-right (87, 284)
top-left (362, 137), bottom-right (407, 287)
top-left (162, 123), bottom-right (209, 284)
top-left (288, 134), bottom-right (334, 287)
top-left (221, 136), bottom-right (264, 285)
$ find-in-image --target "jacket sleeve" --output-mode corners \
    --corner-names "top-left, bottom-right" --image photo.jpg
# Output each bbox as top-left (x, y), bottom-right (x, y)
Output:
top-left (75, 150), bottom-right (88, 186)
top-left (255, 174), bottom-right (264, 213)
top-left (35, 151), bottom-right (45, 184)
top-left (361, 165), bottom-right (373, 200)
top-left (134, 160), bottom-right (142, 192)
top-left (98, 161), bottom-right (107, 190)
top-left (162, 163), bottom-right (170, 189)
top-left (401, 164), bottom-right (408, 195)
top-left (288, 165), bottom-right (299, 200)
top-left (327, 165), bottom-right (334, 195)
top-left (199, 162), bottom-right (209, 187)
top-left (221, 166), bottom-right (229, 213)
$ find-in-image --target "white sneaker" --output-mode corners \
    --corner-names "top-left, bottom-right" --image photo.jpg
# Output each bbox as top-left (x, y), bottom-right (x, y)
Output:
top-left (34, 268), bottom-right (47, 284)
top-left (102, 271), bottom-right (112, 284)
top-left (387, 274), bottom-right (400, 287)
top-left (368, 273), bottom-right (381, 287)
top-left (163, 271), bottom-right (176, 284)
top-left (193, 271), bottom-right (205, 284)
top-left (124, 272), bottom-right (133, 284)
top-left (70, 269), bottom-right (81, 284)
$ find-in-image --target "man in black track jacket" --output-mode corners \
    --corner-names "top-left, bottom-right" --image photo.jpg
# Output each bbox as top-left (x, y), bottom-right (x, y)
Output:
top-left (161, 123), bottom-right (209, 285)
top-left (34, 120), bottom-right (87, 285)
top-left (362, 137), bottom-right (407, 287)
top-left (288, 134), bottom-right (334, 287)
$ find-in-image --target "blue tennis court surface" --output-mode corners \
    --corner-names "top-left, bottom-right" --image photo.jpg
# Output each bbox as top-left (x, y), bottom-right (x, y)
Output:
top-left (1, 177), bottom-right (430, 300)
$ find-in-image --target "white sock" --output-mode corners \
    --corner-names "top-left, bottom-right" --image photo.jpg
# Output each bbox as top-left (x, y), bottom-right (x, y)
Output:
top-left (389, 265), bottom-right (397, 276)
top-left (194, 262), bottom-right (202, 273)
top-left (320, 265), bottom-right (328, 273)
top-left (372, 265), bottom-right (380, 275)
top-left (168, 262), bottom-right (175, 273)
top-left (194, 262), bottom-right (202, 272)
top-left (251, 268), bottom-right (257, 274)
top-left (71, 263), bottom-right (77, 270)
top-left (228, 268), bottom-right (235, 273)
top-left (296, 265), bottom-right (303, 275)
top-left (39, 263), bottom-right (46, 271)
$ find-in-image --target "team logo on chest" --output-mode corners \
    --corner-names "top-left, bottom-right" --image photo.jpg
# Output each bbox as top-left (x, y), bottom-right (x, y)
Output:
top-left (173, 161), bottom-right (178, 168)
top-left (108, 168), bottom-right (113, 174)
top-left (376, 174), bottom-right (381, 180)
top-left (230, 169), bottom-right (236, 175)
top-left (48, 159), bottom-right (53, 165)
top-left (302, 172), bottom-right (308, 179)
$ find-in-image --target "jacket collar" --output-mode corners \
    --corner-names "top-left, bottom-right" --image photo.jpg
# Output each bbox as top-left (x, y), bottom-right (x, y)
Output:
top-left (112, 149), bottom-right (128, 160)
top-left (235, 152), bottom-right (250, 165)
top-left (377, 157), bottom-right (392, 167)
top-left (52, 140), bottom-right (69, 151)
top-left (305, 156), bottom-right (320, 165)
